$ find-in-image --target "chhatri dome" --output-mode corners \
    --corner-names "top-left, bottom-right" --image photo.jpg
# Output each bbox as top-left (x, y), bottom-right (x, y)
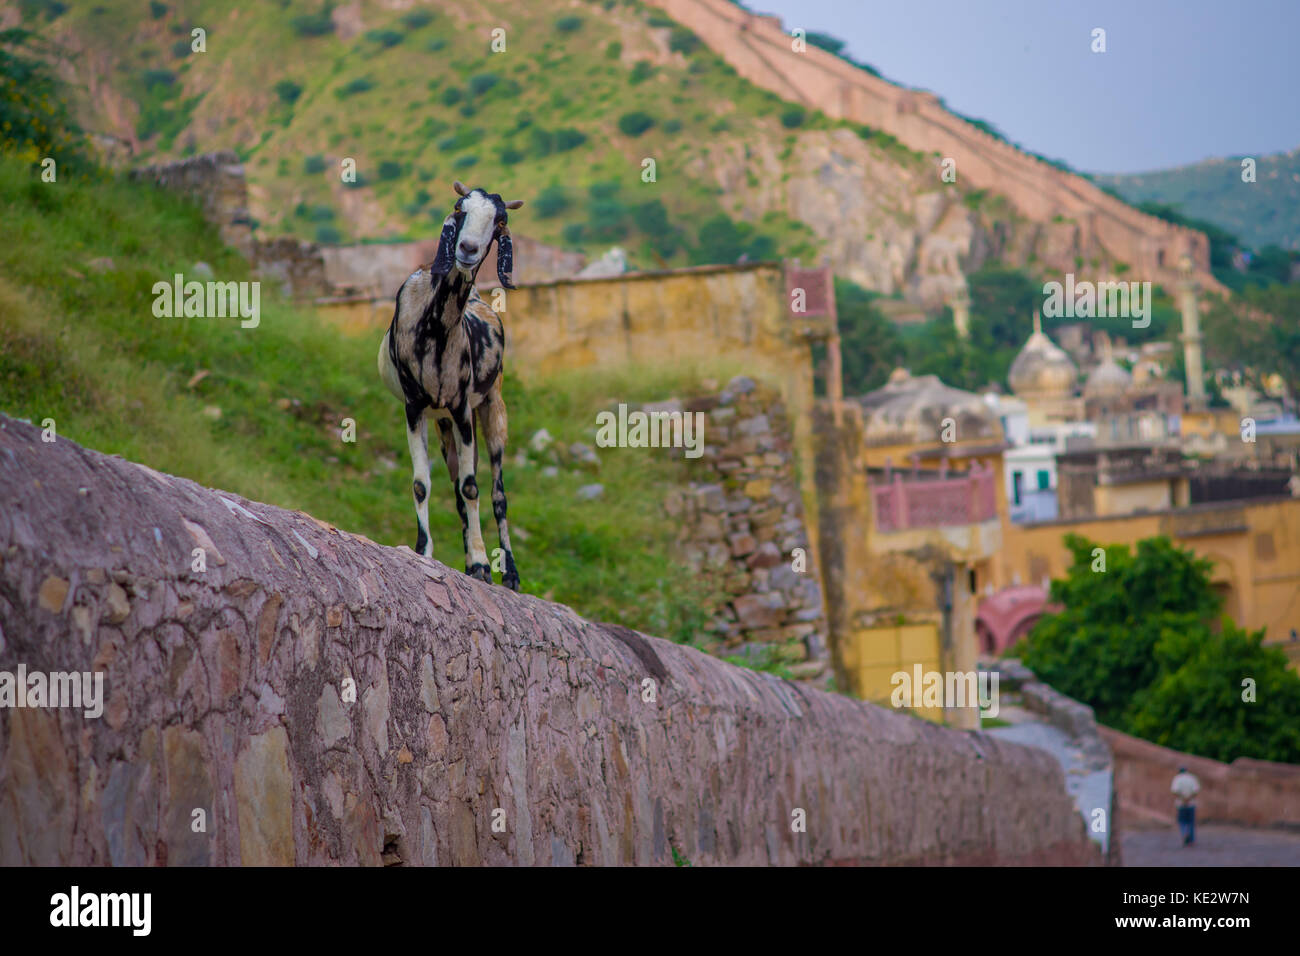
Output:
top-left (1084, 335), bottom-right (1132, 397)
top-left (1008, 311), bottom-right (1078, 400)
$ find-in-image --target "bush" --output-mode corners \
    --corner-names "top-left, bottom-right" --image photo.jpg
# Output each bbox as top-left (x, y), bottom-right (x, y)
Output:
top-left (0, 28), bottom-right (87, 166)
top-left (149, 1), bottom-right (167, 18)
top-left (376, 160), bottom-right (402, 181)
top-left (171, 38), bottom-right (192, 59)
top-left (668, 27), bottom-right (699, 55)
top-left (140, 68), bottom-right (177, 89)
top-left (498, 146), bottom-right (523, 166)
top-left (291, 5), bottom-right (335, 38)
top-left (605, 41), bottom-right (622, 60)
top-left (553, 127), bottom-right (587, 152)
top-left (441, 86), bottom-right (462, 105)
top-left (534, 185), bottom-right (570, 219)
top-left (468, 72), bottom-right (499, 95)
top-left (562, 222), bottom-right (586, 245)
top-left (365, 29), bottom-right (403, 48)
top-left (274, 80), bottom-right (302, 104)
top-left (401, 9), bottom-right (434, 29)
top-left (555, 15), bottom-right (583, 33)
top-left (315, 225), bottom-right (342, 244)
top-left (454, 154), bottom-right (478, 168)
top-left (780, 106), bottom-right (806, 128)
top-left (427, 37), bottom-right (446, 52)
top-left (335, 76), bottom-right (374, 98)
top-left (662, 118), bottom-right (682, 134)
top-left (617, 111), bottom-right (655, 137)
top-left (303, 154), bottom-right (326, 174)
top-left (629, 60), bottom-right (654, 84)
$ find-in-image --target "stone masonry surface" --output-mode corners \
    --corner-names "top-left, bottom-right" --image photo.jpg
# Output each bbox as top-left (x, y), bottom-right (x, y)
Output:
top-left (0, 417), bottom-right (1100, 866)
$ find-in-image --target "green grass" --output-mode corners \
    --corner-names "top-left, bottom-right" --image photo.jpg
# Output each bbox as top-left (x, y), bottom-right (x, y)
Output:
top-left (0, 154), bottom-right (724, 643)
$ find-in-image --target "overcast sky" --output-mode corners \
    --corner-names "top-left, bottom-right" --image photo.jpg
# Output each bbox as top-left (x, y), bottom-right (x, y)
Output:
top-left (747, 0), bottom-right (1299, 174)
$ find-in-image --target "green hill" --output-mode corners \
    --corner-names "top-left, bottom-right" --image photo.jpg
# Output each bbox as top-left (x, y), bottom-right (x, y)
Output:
top-left (1095, 148), bottom-right (1300, 254)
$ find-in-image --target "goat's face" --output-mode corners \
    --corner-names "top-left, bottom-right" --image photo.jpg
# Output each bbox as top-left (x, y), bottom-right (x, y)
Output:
top-left (432, 181), bottom-right (525, 288)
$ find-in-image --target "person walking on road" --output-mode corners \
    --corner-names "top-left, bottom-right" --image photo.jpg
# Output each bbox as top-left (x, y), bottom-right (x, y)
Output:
top-left (1171, 766), bottom-right (1201, 846)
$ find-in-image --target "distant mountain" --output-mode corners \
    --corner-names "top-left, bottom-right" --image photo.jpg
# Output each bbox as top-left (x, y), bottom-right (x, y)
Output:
top-left (1095, 148), bottom-right (1300, 252)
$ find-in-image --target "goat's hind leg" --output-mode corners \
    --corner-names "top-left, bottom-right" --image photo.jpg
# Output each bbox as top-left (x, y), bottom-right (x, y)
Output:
top-left (478, 381), bottom-right (519, 591)
top-left (405, 403), bottom-right (433, 558)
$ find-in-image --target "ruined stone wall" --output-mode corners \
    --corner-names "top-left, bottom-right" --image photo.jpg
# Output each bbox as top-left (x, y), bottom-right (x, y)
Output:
top-left (0, 417), bottom-right (1100, 866)
top-left (650, 0), bottom-right (1214, 287)
top-left (663, 379), bottom-right (828, 679)
top-left (1099, 726), bottom-right (1300, 830)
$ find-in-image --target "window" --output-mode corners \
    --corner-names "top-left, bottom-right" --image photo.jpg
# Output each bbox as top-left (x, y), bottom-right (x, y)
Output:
top-left (1012, 470), bottom-right (1023, 506)
top-left (1037, 469), bottom-right (1050, 491)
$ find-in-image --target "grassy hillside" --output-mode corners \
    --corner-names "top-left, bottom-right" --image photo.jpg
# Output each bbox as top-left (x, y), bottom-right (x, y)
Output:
top-left (14, 0), bottom-right (928, 266)
top-left (0, 151), bottom-right (730, 643)
top-left (1095, 148), bottom-right (1300, 254)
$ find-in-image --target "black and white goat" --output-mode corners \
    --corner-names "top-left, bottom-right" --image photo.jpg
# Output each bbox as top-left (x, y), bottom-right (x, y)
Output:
top-left (378, 181), bottom-right (524, 589)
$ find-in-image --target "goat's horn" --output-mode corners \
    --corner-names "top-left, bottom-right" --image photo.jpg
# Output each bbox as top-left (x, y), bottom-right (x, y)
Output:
top-left (503, 199), bottom-right (525, 209)
top-left (452, 181), bottom-right (470, 196)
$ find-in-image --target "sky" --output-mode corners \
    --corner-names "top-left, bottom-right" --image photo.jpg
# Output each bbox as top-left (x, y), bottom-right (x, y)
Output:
top-left (748, 0), bottom-right (1300, 174)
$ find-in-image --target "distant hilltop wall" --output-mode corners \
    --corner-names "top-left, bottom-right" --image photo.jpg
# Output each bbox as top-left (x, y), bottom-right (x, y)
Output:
top-left (650, 0), bottom-right (1214, 286)
top-left (0, 417), bottom-right (1101, 866)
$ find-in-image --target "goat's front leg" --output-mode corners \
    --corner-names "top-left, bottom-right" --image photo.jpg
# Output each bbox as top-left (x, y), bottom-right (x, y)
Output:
top-left (451, 409), bottom-right (492, 583)
top-left (478, 382), bottom-right (519, 591)
top-left (405, 402), bottom-right (433, 558)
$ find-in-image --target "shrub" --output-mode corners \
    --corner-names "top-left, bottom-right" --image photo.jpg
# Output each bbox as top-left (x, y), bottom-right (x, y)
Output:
top-left (534, 185), bottom-right (570, 219)
top-left (468, 72), bottom-right (499, 95)
top-left (780, 106), bottom-right (806, 128)
top-left (302, 154), bottom-right (327, 174)
top-left (629, 60), bottom-right (654, 84)
top-left (365, 29), bottom-right (403, 48)
top-left (553, 127), bottom-right (587, 152)
top-left (274, 80), bottom-right (302, 104)
top-left (498, 146), bottom-right (524, 166)
top-left (140, 68), bottom-right (177, 89)
top-left (668, 27), bottom-right (699, 55)
top-left (427, 37), bottom-right (446, 52)
top-left (149, 1), bottom-right (167, 18)
top-left (562, 222), bottom-right (586, 245)
top-left (335, 76), bottom-right (374, 98)
top-left (662, 118), bottom-right (682, 134)
top-left (291, 5), bottom-right (335, 38)
top-left (441, 86), bottom-right (462, 105)
top-left (605, 41), bottom-right (622, 60)
top-left (454, 154), bottom-right (478, 168)
top-left (171, 38), bottom-right (192, 59)
top-left (555, 15), bottom-right (583, 33)
top-left (401, 9), bottom-right (434, 29)
top-left (617, 111), bottom-right (655, 137)
top-left (376, 160), bottom-right (402, 181)
top-left (315, 224), bottom-right (342, 244)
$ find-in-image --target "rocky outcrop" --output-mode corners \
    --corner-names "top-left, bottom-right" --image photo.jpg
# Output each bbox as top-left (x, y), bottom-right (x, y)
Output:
top-left (653, 0), bottom-right (1215, 294)
top-left (0, 416), bottom-right (1101, 865)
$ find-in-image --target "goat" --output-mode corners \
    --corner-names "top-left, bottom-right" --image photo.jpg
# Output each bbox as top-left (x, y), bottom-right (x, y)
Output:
top-left (378, 181), bottom-right (524, 590)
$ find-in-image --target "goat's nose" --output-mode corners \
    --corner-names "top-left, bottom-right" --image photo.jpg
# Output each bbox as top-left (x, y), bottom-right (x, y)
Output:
top-left (458, 240), bottom-right (478, 257)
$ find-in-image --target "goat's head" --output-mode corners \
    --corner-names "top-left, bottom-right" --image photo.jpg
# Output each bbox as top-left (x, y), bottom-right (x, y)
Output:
top-left (431, 181), bottom-right (525, 289)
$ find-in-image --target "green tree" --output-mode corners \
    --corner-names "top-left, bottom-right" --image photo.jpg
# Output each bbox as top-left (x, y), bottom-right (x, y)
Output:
top-left (1017, 534), bottom-right (1300, 763)
top-left (834, 278), bottom-right (903, 394)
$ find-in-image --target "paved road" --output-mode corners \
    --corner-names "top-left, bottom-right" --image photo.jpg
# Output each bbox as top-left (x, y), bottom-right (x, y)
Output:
top-left (1122, 824), bottom-right (1300, 866)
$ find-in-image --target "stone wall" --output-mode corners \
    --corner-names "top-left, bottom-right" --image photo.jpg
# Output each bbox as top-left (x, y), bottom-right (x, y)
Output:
top-left (132, 151), bottom-right (329, 299)
top-left (0, 417), bottom-right (1101, 866)
top-left (1099, 725), bottom-right (1300, 830)
top-left (649, 0), bottom-right (1215, 289)
top-left (663, 378), bottom-right (829, 679)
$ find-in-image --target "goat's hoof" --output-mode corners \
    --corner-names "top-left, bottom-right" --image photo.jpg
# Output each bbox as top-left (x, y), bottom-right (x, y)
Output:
top-left (501, 570), bottom-right (520, 592)
top-left (466, 563), bottom-right (492, 584)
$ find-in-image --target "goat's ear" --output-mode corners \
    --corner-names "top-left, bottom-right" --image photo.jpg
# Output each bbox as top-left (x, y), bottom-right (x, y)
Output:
top-left (503, 199), bottom-right (525, 209)
top-left (496, 227), bottom-right (516, 290)
top-left (431, 215), bottom-right (458, 277)
top-left (452, 180), bottom-right (470, 197)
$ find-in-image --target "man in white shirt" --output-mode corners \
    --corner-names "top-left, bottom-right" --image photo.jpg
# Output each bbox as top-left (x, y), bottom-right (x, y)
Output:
top-left (1171, 766), bottom-right (1201, 846)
